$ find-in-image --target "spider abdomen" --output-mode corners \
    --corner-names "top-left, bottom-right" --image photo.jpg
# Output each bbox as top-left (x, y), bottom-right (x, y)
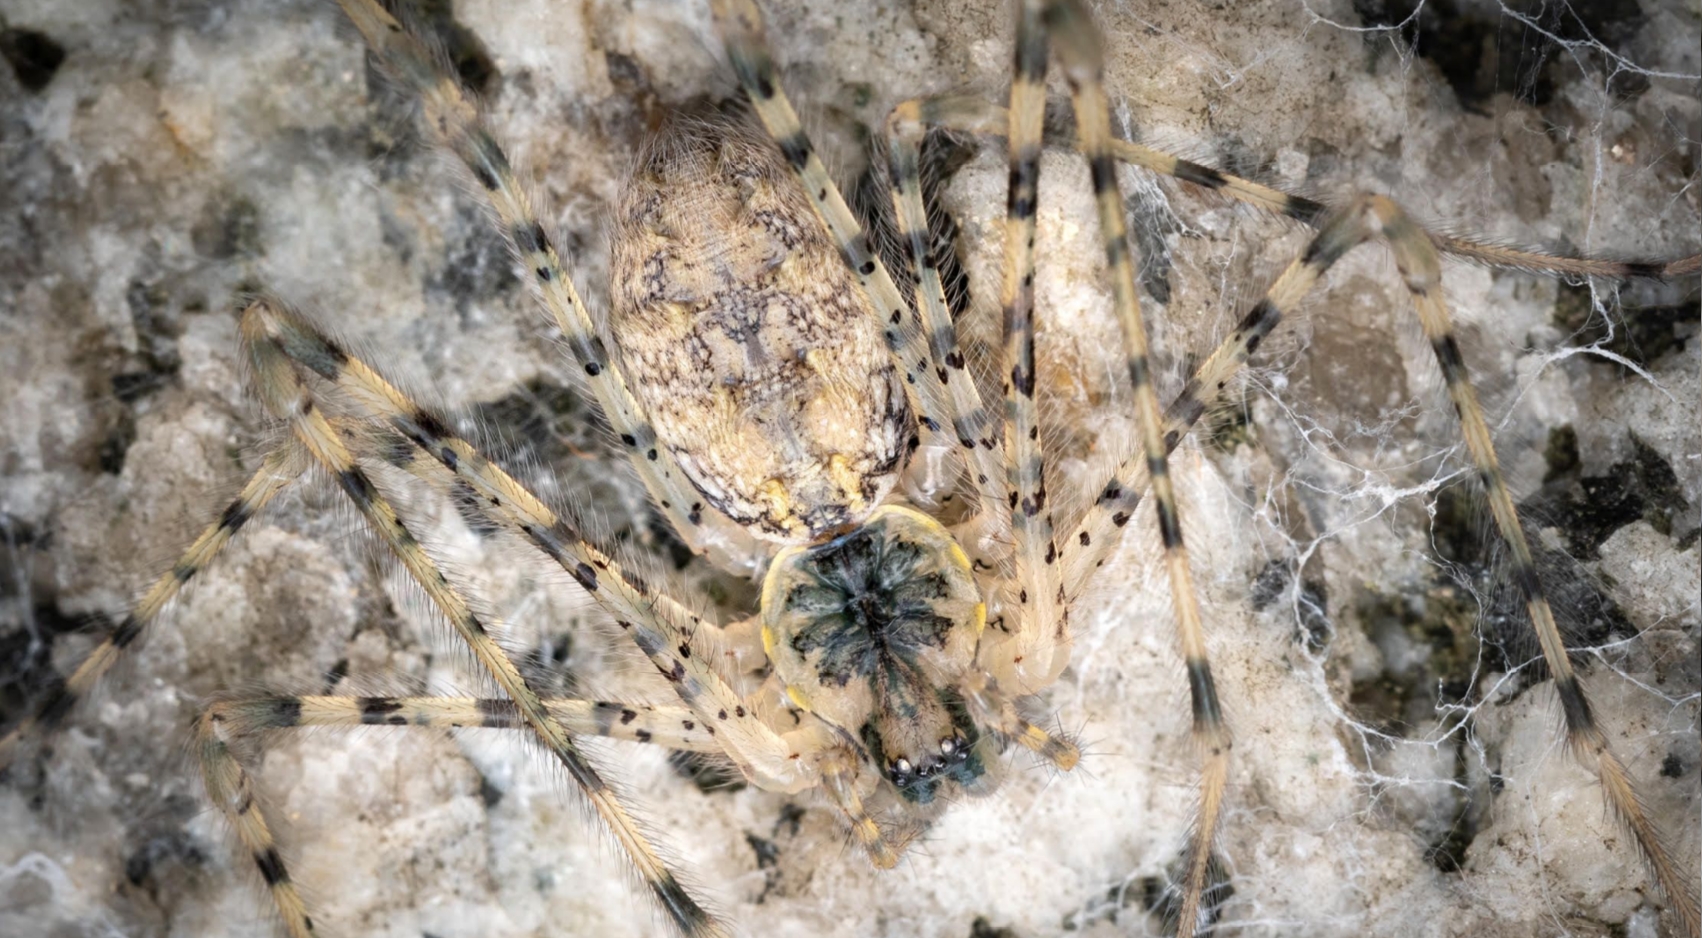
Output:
top-left (609, 113), bottom-right (911, 542)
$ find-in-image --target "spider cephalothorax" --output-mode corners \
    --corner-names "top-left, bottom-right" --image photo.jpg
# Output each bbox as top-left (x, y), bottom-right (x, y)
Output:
top-left (762, 505), bottom-right (990, 804)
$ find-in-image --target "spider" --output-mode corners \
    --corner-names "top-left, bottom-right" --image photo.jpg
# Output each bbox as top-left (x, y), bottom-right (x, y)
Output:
top-left (3, 0), bottom-right (1702, 932)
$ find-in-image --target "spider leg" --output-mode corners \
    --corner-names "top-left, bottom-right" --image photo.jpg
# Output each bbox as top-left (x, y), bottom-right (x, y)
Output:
top-left (331, 0), bottom-right (762, 571)
top-left (707, 0), bottom-right (959, 475)
top-left (246, 302), bottom-right (817, 795)
top-left (879, 95), bottom-right (1701, 280)
top-left (240, 300), bottom-right (729, 938)
top-left (0, 441), bottom-right (309, 770)
top-left (208, 695), bottom-right (729, 753)
top-left (979, 0), bottom-right (1072, 700)
top-left (1360, 199), bottom-right (1700, 938)
top-left (1071, 197), bottom-right (1700, 936)
top-left (1040, 4), bottom-right (1231, 933)
top-left (818, 748), bottom-right (903, 869)
top-left (958, 670), bottom-right (1079, 770)
top-left (884, 103), bottom-right (1008, 530)
top-left (192, 693), bottom-right (722, 938)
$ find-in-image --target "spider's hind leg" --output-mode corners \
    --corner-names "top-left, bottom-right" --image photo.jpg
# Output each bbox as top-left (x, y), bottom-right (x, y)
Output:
top-left (0, 442), bottom-right (309, 771)
top-left (239, 298), bottom-right (733, 938)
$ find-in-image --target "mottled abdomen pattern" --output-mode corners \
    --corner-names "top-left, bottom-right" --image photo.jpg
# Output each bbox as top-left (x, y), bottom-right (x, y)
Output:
top-left (610, 112), bottom-right (911, 542)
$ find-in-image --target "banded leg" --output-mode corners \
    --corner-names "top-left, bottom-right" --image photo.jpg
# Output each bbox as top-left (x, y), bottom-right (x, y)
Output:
top-left (885, 102), bottom-right (1008, 528)
top-left (959, 670), bottom-right (1079, 770)
top-left (989, 0), bottom-right (1068, 696)
top-left (0, 442), bottom-right (308, 770)
top-left (192, 694), bottom-right (715, 938)
top-left (1043, 3), bottom-right (1230, 933)
top-left (880, 94), bottom-right (1702, 280)
top-left (207, 695), bottom-right (727, 754)
top-left (819, 749), bottom-right (903, 869)
top-left (331, 0), bottom-right (760, 569)
top-left (240, 301), bottom-right (727, 938)
top-left (196, 707), bottom-right (317, 938)
top-left (1068, 196), bottom-right (1701, 934)
top-left (246, 302), bottom-right (813, 793)
top-left (707, 0), bottom-right (958, 466)
top-left (1360, 198), bottom-right (1700, 936)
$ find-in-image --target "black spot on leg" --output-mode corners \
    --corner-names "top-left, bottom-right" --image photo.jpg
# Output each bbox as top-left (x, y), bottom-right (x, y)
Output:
top-left (1186, 658), bottom-right (1223, 729)
top-left (336, 469), bottom-right (377, 513)
top-left (254, 848), bottom-right (289, 886)
top-left (1172, 159), bottom-right (1228, 190)
top-left (412, 410), bottom-right (452, 443)
top-left (513, 222), bottom-right (551, 258)
top-left (651, 872), bottom-right (714, 935)
top-left (268, 697), bottom-right (303, 727)
top-left (1618, 261), bottom-right (1665, 280)
top-left (1155, 497), bottom-right (1183, 549)
top-left (1012, 21), bottom-right (1048, 82)
top-left (218, 499), bottom-right (253, 532)
top-left (477, 697), bottom-right (515, 728)
top-left (1430, 334), bottom-right (1467, 384)
top-left (359, 698), bottom-right (404, 724)
top-left (1283, 195), bottom-right (1327, 225)
top-left (777, 132), bottom-right (811, 170)
top-left (1555, 674), bottom-right (1596, 734)
top-left (469, 159), bottom-right (500, 191)
top-left (571, 562), bottom-right (599, 593)
top-left (1087, 154), bottom-right (1117, 197)
top-left (110, 615), bottom-right (143, 650)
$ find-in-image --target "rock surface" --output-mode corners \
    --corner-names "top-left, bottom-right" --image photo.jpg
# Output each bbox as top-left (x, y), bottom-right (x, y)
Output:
top-left (1, 1), bottom-right (1696, 937)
